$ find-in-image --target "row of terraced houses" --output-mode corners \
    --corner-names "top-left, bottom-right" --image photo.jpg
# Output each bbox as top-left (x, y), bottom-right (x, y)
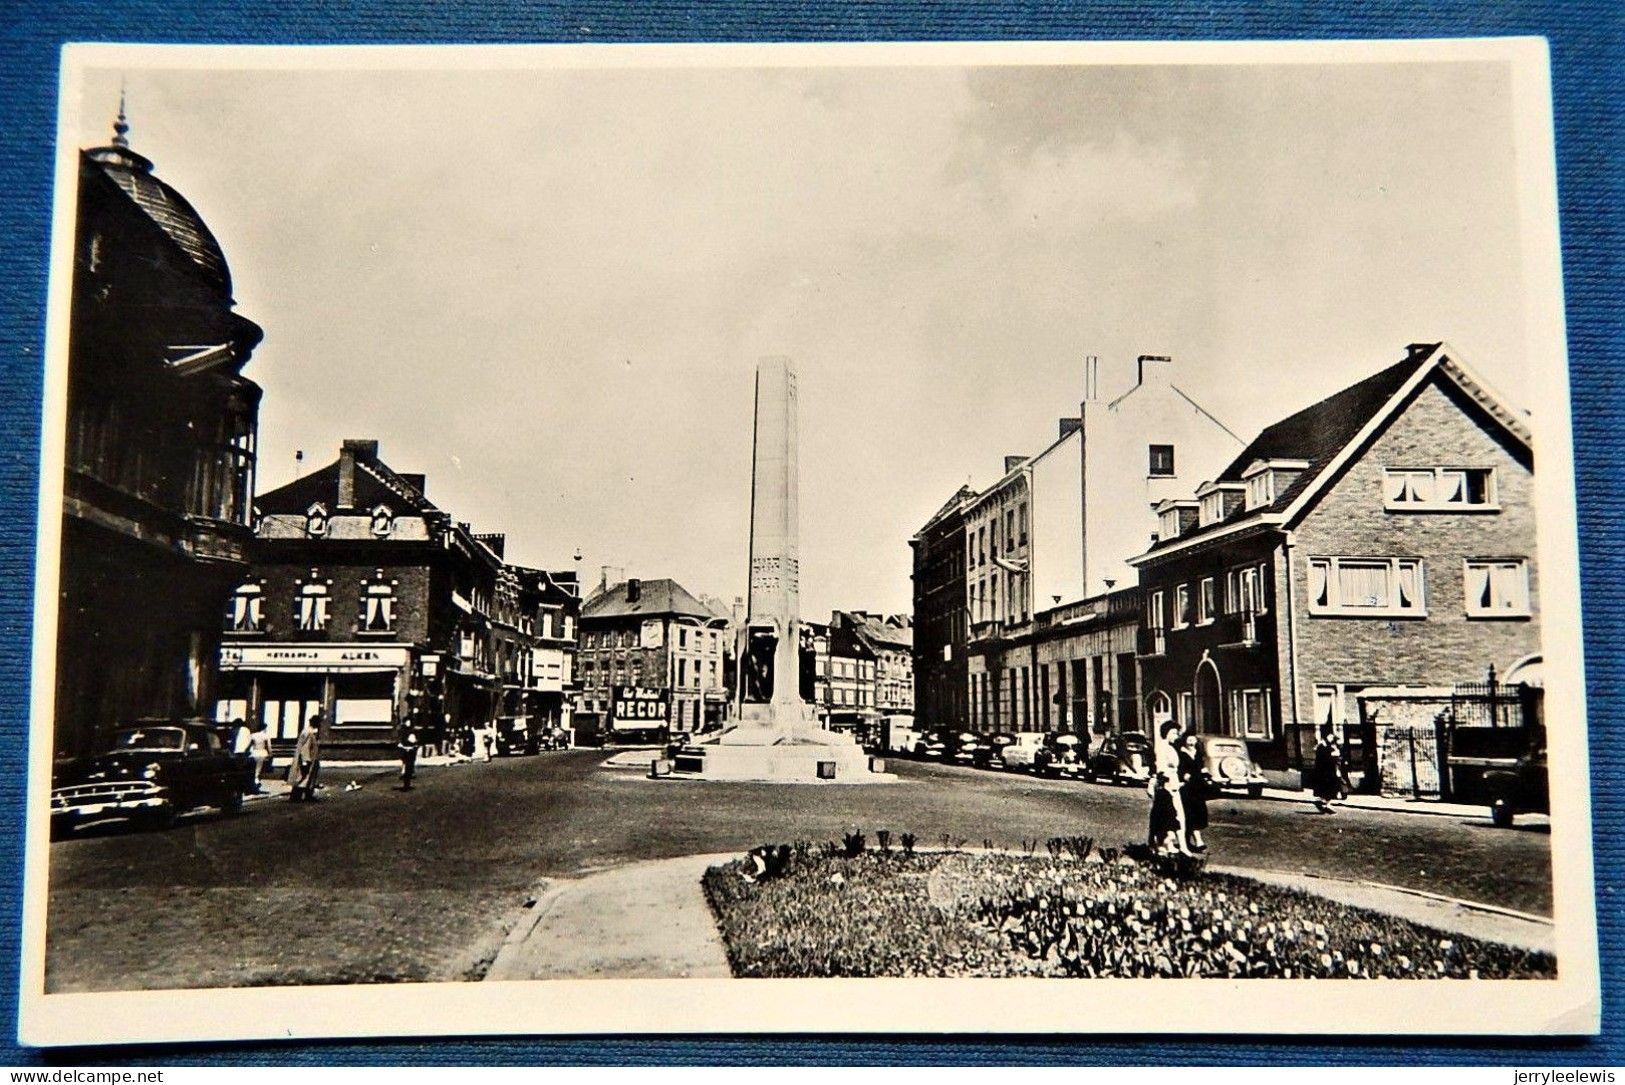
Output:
top-left (911, 344), bottom-right (1541, 791)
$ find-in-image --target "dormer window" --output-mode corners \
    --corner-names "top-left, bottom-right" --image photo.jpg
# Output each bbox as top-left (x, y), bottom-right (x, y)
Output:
top-left (1241, 459), bottom-right (1308, 511)
top-left (1158, 506), bottom-right (1183, 539)
top-left (1246, 471), bottom-right (1275, 509)
top-left (304, 502), bottom-right (329, 537)
top-left (1384, 467), bottom-right (1497, 510)
top-left (370, 504), bottom-right (394, 536)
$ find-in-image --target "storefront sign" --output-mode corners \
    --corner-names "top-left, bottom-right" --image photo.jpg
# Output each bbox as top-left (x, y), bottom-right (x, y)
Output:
top-left (220, 643), bottom-right (411, 673)
top-left (639, 618), bottom-right (664, 649)
top-left (611, 685), bottom-right (670, 728)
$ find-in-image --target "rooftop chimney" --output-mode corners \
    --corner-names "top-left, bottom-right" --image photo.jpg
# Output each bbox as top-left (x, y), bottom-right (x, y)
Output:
top-left (1137, 355), bottom-right (1172, 388)
top-left (626, 577), bottom-right (642, 603)
top-left (337, 439), bottom-right (378, 509)
top-left (1004, 455), bottom-right (1029, 474)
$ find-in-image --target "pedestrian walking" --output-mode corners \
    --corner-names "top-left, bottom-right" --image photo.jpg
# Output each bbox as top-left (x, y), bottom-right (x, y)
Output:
top-left (1311, 725), bottom-right (1345, 813)
top-left (1177, 732), bottom-right (1211, 854)
top-left (287, 711), bottom-right (324, 802)
top-left (1147, 717), bottom-right (1191, 856)
top-left (247, 720), bottom-right (272, 792)
top-left (396, 715), bottom-right (421, 791)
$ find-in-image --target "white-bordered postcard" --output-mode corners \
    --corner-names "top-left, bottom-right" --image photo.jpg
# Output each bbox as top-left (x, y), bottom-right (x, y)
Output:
top-left (20, 37), bottom-right (1598, 1047)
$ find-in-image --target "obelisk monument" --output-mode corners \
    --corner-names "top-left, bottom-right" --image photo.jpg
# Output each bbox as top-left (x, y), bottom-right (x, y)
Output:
top-left (730, 355), bottom-right (818, 735)
top-left (675, 356), bottom-right (881, 780)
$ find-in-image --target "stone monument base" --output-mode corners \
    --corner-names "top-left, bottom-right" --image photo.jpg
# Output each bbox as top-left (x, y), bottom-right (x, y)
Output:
top-left (670, 716), bottom-right (891, 782)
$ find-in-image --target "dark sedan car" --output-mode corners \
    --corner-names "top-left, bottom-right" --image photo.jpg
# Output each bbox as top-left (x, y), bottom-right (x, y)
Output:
top-left (1484, 741), bottom-right (1547, 827)
top-left (1085, 732), bottom-right (1154, 785)
top-left (944, 731), bottom-right (985, 765)
top-left (1033, 732), bottom-right (1087, 778)
top-left (51, 721), bottom-right (251, 835)
top-left (975, 732), bottom-right (1018, 769)
top-left (911, 730), bottom-right (948, 760)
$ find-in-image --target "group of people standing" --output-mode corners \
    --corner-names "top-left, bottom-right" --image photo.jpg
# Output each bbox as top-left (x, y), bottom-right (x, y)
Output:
top-left (1146, 717), bottom-right (1213, 858)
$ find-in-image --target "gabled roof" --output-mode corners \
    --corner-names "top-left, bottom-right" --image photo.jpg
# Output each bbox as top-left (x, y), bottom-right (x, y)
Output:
top-left (1133, 342), bottom-right (1532, 562)
top-left (255, 453), bottom-right (436, 516)
top-left (581, 578), bottom-right (720, 621)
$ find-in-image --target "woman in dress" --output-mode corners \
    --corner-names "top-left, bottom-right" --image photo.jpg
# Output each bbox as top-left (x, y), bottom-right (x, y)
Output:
top-left (1147, 718), bottom-right (1190, 855)
top-left (1177, 732), bottom-right (1210, 853)
top-left (1311, 725), bottom-right (1344, 814)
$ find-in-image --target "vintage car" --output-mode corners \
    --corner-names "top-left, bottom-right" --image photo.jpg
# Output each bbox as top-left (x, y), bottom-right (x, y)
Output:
top-left (1033, 732), bottom-right (1088, 778)
top-left (1085, 731), bottom-right (1154, 785)
top-left (943, 731), bottom-right (985, 765)
top-left (974, 732), bottom-right (1018, 769)
top-left (51, 721), bottom-right (251, 835)
top-left (998, 732), bottom-right (1047, 772)
top-left (495, 716), bottom-right (540, 756)
top-left (911, 730), bottom-right (948, 760)
top-left (1194, 733), bottom-right (1268, 798)
top-left (1483, 742), bottom-right (1548, 827)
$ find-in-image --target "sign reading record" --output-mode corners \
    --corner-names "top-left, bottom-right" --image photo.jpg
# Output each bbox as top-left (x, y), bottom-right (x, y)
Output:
top-left (612, 686), bottom-right (670, 728)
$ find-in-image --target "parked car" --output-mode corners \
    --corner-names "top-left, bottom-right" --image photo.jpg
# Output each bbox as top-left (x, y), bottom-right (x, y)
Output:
top-left (944, 731), bottom-right (985, 765)
top-left (51, 720), bottom-right (251, 835)
top-left (1194, 733), bottom-right (1268, 798)
top-left (999, 732), bottom-right (1047, 772)
top-left (975, 732), bottom-right (1018, 769)
top-left (495, 716), bottom-right (540, 756)
top-left (1085, 731), bottom-right (1154, 785)
top-left (1033, 732), bottom-right (1088, 778)
top-left (1483, 740), bottom-right (1548, 827)
top-left (911, 730), bottom-right (948, 760)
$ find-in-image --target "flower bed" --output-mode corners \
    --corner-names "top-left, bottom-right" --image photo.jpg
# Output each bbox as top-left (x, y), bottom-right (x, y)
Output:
top-left (701, 844), bottom-right (1555, 980)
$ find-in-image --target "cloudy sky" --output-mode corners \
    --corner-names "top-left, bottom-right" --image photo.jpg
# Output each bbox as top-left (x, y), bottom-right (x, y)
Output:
top-left (70, 52), bottom-right (1535, 618)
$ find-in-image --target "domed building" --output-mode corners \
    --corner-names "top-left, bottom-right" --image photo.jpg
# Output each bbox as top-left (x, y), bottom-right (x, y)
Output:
top-left (55, 101), bottom-right (265, 760)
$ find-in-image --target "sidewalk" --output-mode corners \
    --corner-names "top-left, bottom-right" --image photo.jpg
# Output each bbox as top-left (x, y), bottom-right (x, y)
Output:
top-left (483, 848), bottom-right (1553, 981)
top-left (484, 853), bottom-right (734, 981)
top-left (1253, 784), bottom-right (1537, 822)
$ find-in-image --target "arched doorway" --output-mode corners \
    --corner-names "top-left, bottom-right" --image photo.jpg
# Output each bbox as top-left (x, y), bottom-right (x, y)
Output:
top-left (1144, 690), bottom-right (1172, 730)
top-left (1193, 658), bottom-right (1223, 734)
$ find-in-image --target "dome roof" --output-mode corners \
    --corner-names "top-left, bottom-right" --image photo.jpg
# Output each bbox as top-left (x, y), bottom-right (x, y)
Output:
top-left (85, 141), bottom-right (233, 298)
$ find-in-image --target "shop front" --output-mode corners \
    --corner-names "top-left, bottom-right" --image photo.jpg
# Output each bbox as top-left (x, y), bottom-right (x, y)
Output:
top-left (216, 643), bottom-right (412, 756)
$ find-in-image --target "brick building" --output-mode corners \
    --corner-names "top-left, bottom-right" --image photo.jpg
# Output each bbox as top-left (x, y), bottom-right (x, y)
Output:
top-left (1130, 343), bottom-right (1539, 775)
top-left (576, 577), bottom-right (732, 738)
top-left (217, 439), bottom-right (573, 756)
top-left (54, 107), bottom-right (264, 759)
top-left (840, 611), bottom-right (913, 714)
top-left (910, 486), bottom-right (975, 731)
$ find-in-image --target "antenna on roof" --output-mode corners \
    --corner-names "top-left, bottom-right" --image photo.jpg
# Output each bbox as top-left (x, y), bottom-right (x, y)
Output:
top-left (111, 82), bottom-right (130, 148)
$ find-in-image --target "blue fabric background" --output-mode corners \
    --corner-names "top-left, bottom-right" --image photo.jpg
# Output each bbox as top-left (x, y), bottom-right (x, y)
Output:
top-left (0, 0), bottom-right (1618, 1066)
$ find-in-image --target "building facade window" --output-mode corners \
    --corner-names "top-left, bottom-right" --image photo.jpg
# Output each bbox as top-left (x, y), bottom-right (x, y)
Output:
top-left (369, 504), bottom-right (394, 536)
top-left (1197, 578), bottom-right (1216, 625)
top-left (1464, 559), bottom-right (1531, 617)
top-left (1146, 590), bottom-right (1167, 654)
top-left (360, 576), bottom-right (397, 633)
top-left (295, 579), bottom-right (331, 632)
top-left (1384, 467), bottom-right (1496, 510)
top-left (1307, 557), bottom-right (1425, 616)
top-left (1245, 471), bottom-right (1275, 509)
top-left (1172, 584), bottom-right (1192, 629)
top-left (304, 503), bottom-right (329, 537)
top-left (1228, 688), bottom-right (1274, 739)
top-left (1149, 444), bottom-right (1175, 477)
top-left (227, 582), bottom-right (264, 633)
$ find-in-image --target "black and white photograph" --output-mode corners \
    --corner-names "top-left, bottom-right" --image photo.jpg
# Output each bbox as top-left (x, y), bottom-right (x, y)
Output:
top-left (20, 39), bottom-right (1598, 1045)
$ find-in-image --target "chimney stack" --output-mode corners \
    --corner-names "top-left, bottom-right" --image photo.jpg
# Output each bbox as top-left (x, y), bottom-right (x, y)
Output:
top-left (1004, 455), bottom-right (1029, 474)
top-left (1137, 354), bottom-right (1172, 388)
top-left (337, 439), bottom-right (378, 509)
top-left (1058, 417), bottom-right (1082, 439)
